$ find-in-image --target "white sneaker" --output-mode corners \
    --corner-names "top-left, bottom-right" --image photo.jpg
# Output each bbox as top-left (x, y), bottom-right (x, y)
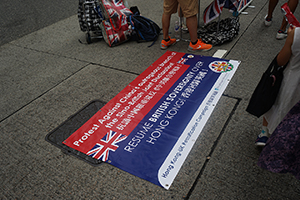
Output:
top-left (264, 15), bottom-right (272, 27)
top-left (181, 24), bottom-right (188, 32)
top-left (276, 30), bottom-right (287, 40)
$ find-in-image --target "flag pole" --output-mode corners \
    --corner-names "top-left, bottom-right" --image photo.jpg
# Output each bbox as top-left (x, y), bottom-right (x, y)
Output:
top-left (217, 14), bottom-right (221, 34)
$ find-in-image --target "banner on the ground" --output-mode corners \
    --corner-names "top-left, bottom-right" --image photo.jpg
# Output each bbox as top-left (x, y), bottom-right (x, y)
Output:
top-left (63, 51), bottom-right (240, 189)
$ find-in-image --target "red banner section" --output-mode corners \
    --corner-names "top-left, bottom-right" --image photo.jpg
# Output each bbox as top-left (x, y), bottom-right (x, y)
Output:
top-left (63, 51), bottom-right (189, 154)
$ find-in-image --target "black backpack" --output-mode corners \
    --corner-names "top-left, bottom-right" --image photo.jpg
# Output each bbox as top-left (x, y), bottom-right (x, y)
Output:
top-left (129, 14), bottom-right (161, 47)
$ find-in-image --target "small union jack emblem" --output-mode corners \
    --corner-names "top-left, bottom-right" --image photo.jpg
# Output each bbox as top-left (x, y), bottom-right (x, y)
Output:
top-left (87, 130), bottom-right (127, 161)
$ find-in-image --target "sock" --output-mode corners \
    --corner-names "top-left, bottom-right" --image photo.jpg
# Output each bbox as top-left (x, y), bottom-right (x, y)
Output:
top-left (164, 37), bottom-right (170, 42)
top-left (258, 126), bottom-right (269, 138)
top-left (266, 17), bottom-right (272, 21)
top-left (191, 40), bottom-right (198, 45)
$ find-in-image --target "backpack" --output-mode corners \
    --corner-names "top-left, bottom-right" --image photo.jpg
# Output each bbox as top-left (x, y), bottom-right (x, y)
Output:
top-left (129, 15), bottom-right (161, 47)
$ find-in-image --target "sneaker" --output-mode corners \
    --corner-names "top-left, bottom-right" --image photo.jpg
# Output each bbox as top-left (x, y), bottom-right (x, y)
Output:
top-left (264, 15), bottom-right (272, 27)
top-left (255, 136), bottom-right (268, 146)
top-left (276, 30), bottom-right (287, 40)
top-left (160, 36), bottom-right (177, 50)
top-left (188, 39), bottom-right (212, 52)
top-left (181, 24), bottom-right (188, 32)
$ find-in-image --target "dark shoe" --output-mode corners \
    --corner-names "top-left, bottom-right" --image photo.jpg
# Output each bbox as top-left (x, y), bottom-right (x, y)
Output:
top-left (255, 136), bottom-right (268, 146)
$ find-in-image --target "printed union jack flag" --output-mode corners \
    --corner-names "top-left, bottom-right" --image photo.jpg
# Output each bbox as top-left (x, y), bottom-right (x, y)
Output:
top-left (100, 0), bottom-right (132, 46)
top-left (203, 0), bottom-right (238, 24)
top-left (101, 0), bottom-right (132, 19)
top-left (102, 15), bottom-right (131, 46)
top-left (87, 130), bottom-right (127, 161)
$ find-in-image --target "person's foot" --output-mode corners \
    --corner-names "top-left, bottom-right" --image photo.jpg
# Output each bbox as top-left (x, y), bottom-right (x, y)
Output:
top-left (181, 24), bottom-right (188, 32)
top-left (188, 39), bottom-right (212, 52)
top-left (160, 36), bottom-right (177, 50)
top-left (255, 136), bottom-right (268, 146)
top-left (276, 30), bottom-right (287, 40)
top-left (264, 15), bottom-right (272, 27)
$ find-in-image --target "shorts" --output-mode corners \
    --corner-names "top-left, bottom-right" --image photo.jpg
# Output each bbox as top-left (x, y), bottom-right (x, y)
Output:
top-left (163, 0), bottom-right (198, 18)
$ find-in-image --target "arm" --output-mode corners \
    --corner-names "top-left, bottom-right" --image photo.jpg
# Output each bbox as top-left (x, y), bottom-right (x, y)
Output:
top-left (277, 26), bottom-right (295, 66)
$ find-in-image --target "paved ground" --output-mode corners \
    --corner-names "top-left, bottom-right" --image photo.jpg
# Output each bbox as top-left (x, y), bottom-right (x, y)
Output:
top-left (1, 0), bottom-right (300, 199)
top-left (0, 0), bottom-right (76, 46)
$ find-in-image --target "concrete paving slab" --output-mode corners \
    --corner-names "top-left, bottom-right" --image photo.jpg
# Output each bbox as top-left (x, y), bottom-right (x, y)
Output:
top-left (189, 177), bottom-right (259, 200)
top-left (213, 100), bottom-right (264, 156)
top-left (192, 152), bottom-right (300, 199)
top-left (0, 0), bottom-right (77, 46)
top-left (0, 44), bottom-right (87, 121)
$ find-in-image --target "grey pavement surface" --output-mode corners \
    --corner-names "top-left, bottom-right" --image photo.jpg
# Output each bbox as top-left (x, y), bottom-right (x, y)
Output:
top-left (0, 0), bottom-right (77, 46)
top-left (1, 0), bottom-right (300, 199)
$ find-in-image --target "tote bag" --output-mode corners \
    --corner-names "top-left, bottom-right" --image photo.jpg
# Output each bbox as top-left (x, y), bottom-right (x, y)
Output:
top-left (99, 0), bottom-right (132, 46)
top-left (101, 15), bottom-right (131, 46)
top-left (246, 55), bottom-right (287, 117)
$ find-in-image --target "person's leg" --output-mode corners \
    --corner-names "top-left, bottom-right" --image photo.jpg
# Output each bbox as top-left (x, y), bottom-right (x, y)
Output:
top-left (260, 117), bottom-right (269, 137)
top-left (185, 14), bottom-right (212, 51)
top-left (267, 0), bottom-right (279, 19)
top-left (265, 0), bottom-right (278, 26)
top-left (161, 0), bottom-right (178, 49)
top-left (255, 117), bottom-right (269, 146)
top-left (277, 0), bottom-right (298, 39)
top-left (185, 15), bottom-right (198, 43)
top-left (161, 12), bottom-right (177, 49)
top-left (263, 117), bottom-right (268, 126)
top-left (162, 13), bottom-right (172, 40)
top-left (177, 0), bottom-right (212, 51)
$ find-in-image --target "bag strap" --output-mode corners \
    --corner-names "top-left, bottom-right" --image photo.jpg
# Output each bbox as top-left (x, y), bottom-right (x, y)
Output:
top-left (129, 15), bottom-right (146, 41)
top-left (129, 15), bottom-right (134, 29)
top-left (109, 15), bottom-right (124, 31)
top-left (269, 54), bottom-right (288, 74)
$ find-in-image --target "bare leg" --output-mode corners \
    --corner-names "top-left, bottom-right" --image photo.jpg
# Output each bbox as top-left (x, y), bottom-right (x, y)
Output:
top-left (162, 13), bottom-right (171, 40)
top-left (263, 117), bottom-right (268, 126)
top-left (267, 0), bottom-right (279, 19)
top-left (186, 15), bottom-right (198, 43)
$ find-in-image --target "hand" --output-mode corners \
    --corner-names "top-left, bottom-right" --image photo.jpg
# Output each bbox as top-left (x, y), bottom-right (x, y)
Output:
top-left (288, 25), bottom-right (296, 35)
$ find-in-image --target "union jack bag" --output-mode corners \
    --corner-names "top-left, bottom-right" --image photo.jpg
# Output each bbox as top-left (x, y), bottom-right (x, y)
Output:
top-left (100, 0), bottom-right (132, 20)
top-left (101, 15), bottom-right (132, 46)
top-left (99, 0), bottom-right (132, 46)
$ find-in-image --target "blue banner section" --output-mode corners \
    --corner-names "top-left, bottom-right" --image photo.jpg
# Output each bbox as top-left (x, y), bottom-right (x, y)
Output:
top-left (107, 53), bottom-right (238, 189)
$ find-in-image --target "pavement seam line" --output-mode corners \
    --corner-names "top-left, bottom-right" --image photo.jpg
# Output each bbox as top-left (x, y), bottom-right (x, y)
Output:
top-left (0, 62), bottom-right (90, 124)
top-left (89, 62), bottom-right (140, 76)
top-left (10, 43), bottom-right (141, 76)
top-left (225, 0), bottom-right (268, 58)
top-left (184, 95), bottom-right (241, 199)
top-left (0, 45), bottom-right (140, 123)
